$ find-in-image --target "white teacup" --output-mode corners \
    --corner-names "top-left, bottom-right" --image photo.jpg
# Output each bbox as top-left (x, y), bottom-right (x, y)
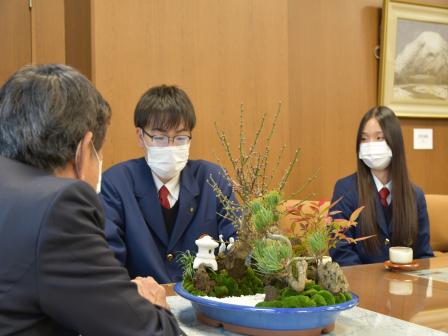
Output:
top-left (389, 246), bottom-right (413, 264)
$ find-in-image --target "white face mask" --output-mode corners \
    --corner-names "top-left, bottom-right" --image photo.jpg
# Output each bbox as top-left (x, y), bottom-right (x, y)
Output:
top-left (359, 141), bottom-right (392, 170)
top-left (75, 140), bottom-right (103, 193)
top-left (145, 144), bottom-right (190, 181)
top-left (91, 143), bottom-right (103, 193)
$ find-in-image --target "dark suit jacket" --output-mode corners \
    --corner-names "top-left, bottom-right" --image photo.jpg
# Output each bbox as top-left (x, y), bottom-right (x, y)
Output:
top-left (0, 157), bottom-right (180, 336)
top-left (100, 158), bottom-right (238, 283)
top-left (330, 173), bottom-right (434, 266)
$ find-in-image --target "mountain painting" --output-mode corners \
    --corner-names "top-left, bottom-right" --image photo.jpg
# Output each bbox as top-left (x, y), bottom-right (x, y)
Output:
top-left (394, 19), bottom-right (448, 102)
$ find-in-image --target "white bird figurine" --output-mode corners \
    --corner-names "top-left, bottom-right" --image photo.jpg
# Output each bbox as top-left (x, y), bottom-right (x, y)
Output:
top-left (227, 237), bottom-right (235, 251)
top-left (218, 234), bottom-right (226, 254)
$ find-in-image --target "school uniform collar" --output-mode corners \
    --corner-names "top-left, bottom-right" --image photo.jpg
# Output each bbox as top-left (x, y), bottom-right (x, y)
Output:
top-left (371, 171), bottom-right (392, 205)
top-left (133, 158), bottom-right (198, 198)
top-left (133, 158), bottom-right (199, 247)
top-left (152, 172), bottom-right (181, 207)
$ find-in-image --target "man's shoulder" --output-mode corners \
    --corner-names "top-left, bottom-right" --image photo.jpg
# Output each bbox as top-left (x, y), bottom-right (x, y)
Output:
top-left (31, 177), bottom-right (99, 214)
top-left (0, 160), bottom-right (100, 240)
top-left (0, 157), bottom-right (94, 202)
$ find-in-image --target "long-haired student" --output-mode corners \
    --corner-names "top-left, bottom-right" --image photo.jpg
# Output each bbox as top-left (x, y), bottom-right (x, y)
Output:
top-left (330, 106), bottom-right (433, 265)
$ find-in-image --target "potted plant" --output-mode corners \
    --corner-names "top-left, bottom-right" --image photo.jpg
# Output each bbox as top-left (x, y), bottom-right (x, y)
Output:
top-left (175, 106), bottom-right (367, 334)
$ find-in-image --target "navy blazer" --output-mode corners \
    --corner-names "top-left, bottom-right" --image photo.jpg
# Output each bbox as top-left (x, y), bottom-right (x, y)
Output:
top-left (0, 156), bottom-right (180, 335)
top-left (330, 173), bottom-right (433, 266)
top-left (101, 158), bottom-right (238, 283)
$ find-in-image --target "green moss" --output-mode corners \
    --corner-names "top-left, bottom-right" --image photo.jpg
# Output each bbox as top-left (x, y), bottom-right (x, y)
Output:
top-left (239, 267), bottom-right (264, 295)
top-left (214, 285), bottom-right (229, 298)
top-left (255, 301), bottom-right (270, 308)
top-left (318, 290), bottom-right (335, 305)
top-left (312, 284), bottom-right (323, 291)
top-left (282, 295), bottom-right (316, 308)
top-left (334, 293), bottom-right (347, 304)
top-left (254, 285), bottom-right (349, 309)
top-left (213, 274), bottom-right (240, 297)
top-left (191, 289), bottom-right (206, 296)
top-left (270, 300), bottom-right (284, 308)
top-left (302, 288), bottom-right (318, 297)
top-left (256, 300), bottom-right (283, 308)
top-left (281, 287), bottom-right (300, 298)
top-left (343, 292), bottom-right (353, 301)
top-left (186, 264), bottom-right (349, 308)
top-left (304, 280), bottom-right (316, 290)
top-left (311, 294), bottom-right (326, 306)
top-left (198, 267), bottom-right (264, 297)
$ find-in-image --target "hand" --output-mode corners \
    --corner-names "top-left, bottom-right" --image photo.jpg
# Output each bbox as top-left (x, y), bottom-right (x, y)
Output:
top-left (132, 276), bottom-right (170, 310)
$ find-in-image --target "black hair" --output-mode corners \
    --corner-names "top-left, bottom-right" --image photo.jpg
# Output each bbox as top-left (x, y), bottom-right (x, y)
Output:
top-left (0, 64), bottom-right (111, 172)
top-left (356, 106), bottom-right (417, 254)
top-left (134, 85), bottom-right (196, 131)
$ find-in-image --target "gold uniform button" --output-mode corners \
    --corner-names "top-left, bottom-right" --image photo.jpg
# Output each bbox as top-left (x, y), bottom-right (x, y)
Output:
top-left (189, 207), bottom-right (194, 213)
top-left (166, 253), bottom-right (174, 262)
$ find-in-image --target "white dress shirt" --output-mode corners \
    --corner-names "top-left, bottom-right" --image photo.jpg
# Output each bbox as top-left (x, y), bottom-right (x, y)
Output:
top-left (152, 172), bottom-right (180, 208)
top-left (371, 172), bottom-right (392, 205)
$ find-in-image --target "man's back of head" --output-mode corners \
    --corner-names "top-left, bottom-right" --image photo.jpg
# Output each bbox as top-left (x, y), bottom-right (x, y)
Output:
top-left (0, 64), bottom-right (110, 172)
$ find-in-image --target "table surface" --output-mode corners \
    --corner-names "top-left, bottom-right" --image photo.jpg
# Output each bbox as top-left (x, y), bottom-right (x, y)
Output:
top-left (164, 255), bottom-right (448, 335)
top-left (342, 255), bottom-right (448, 332)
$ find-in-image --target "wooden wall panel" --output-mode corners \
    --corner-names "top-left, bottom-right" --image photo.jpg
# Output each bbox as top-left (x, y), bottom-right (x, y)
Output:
top-left (288, 0), bottom-right (448, 199)
top-left (31, 0), bottom-right (65, 64)
top-left (90, 0), bottom-right (448, 200)
top-left (0, 0), bottom-right (31, 85)
top-left (91, 0), bottom-right (292, 193)
top-left (288, 0), bottom-right (382, 199)
top-left (64, 0), bottom-right (91, 79)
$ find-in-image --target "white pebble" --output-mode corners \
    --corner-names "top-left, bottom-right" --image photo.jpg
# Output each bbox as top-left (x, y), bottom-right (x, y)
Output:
top-left (201, 293), bottom-right (266, 306)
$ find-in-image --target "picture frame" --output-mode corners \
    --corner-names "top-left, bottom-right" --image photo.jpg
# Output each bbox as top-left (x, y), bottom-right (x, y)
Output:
top-left (379, 0), bottom-right (448, 118)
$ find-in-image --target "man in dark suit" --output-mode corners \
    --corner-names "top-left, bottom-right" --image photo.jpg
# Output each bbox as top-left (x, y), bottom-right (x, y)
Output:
top-left (0, 64), bottom-right (181, 335)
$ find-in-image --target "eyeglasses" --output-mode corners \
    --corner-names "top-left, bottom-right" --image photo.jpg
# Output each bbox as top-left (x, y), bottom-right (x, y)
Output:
top-left (140, 128), bottom-right (192, 147)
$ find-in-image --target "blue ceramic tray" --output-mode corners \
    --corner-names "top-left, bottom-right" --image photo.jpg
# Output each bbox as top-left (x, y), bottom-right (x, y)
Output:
top-left (174, 282), bottom-right (359, 332)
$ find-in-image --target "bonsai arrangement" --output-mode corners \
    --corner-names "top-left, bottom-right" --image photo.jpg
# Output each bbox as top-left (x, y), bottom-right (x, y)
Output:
top-left (179, 105), bottom-right (367, 309)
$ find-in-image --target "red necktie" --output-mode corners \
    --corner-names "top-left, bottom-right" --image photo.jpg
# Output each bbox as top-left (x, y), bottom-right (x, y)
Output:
top-left (379, 187), bottom-right (390, 208)
top-left (159, 185), bottom-right (170, 209)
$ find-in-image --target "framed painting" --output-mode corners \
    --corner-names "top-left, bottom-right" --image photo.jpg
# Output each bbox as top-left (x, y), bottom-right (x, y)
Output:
top-left (379, 0), bottom-right (448, 118)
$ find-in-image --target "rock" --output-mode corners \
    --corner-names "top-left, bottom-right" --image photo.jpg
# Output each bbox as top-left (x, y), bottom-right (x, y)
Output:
top-left (317, 261), bottom-right (349, 293)
top-left (264, 285), bottom-right (280, 301)
top-left (193, 264), bottom-right (215, 292)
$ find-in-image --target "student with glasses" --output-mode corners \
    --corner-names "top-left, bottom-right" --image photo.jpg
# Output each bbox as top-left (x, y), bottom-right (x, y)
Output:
top-left (100, 85), bottom-right (238, 283)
